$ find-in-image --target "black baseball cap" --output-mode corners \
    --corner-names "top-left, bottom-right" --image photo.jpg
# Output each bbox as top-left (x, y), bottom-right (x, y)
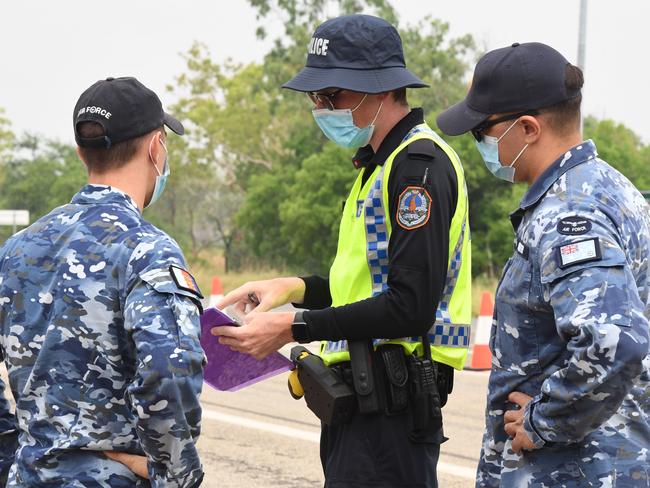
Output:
top-left (74, 77), bottom-right (184, 148)
top-left (437, 42), bottom-right (581, 136)
top-left (283, 14), bottom-right (428, 94)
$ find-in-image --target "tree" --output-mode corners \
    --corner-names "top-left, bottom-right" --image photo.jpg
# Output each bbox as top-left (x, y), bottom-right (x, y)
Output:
top-left (0, 108), bottom-right (13, 163)
top-left (278, 142), bottom-right (356, 273)
top-left (144, 133), bottom-right (226, 262)
top-left (153, 44), bottom-right (300, 270)
top-left (0, 135), bottom-right (86, 242)
top-left (233, 0), bottom-right (481, 274)
top-left (0, 108), bottom-right (15, 193)
top-left (584, 116), bottom-right (649, 190)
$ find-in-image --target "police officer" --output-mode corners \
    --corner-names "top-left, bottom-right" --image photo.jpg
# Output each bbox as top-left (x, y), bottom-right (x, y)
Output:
top-left (216, 14), bottom-right (471, 487)
top-left (437, 43), bottom-right (650, 487)
top-left (0, 77), bottom-right (205, 486)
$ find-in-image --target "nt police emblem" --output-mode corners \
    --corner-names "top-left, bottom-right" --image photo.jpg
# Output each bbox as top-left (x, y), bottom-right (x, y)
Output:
top-left (397, 186), bottom-right (431, 230)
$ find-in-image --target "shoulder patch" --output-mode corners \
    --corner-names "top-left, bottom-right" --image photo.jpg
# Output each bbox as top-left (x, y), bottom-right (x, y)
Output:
top-left (170, 265), bottom-right (204, 299)
top-left (556, 237), bottom-right (602, 269)
top-left (397, 186), bottom-right (431, 230)
top-left (557, 216), bottom-right (592, 236)
top-left (407, 139), bottom-right (436, 160)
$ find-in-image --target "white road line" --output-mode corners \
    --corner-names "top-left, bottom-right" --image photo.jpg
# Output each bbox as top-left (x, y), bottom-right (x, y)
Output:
top-left (202, 408), bottom-right (321, 443)
top-left (202, 407), bottom-right (476, 481)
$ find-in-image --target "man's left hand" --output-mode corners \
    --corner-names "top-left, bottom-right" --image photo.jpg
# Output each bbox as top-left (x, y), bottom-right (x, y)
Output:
top-left (104, 451), bottom-right (149, 479)
top-left (503, 391), bottom-right (536, 454)
top-left (211, 311), bottom-right (295, 360)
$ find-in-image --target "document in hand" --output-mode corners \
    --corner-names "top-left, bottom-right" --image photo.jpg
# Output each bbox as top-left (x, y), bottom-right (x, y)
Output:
top-left (200, 307), bottom-right (294, 391)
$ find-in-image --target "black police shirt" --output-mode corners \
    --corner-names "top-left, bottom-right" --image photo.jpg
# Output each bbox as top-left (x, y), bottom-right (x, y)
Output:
top-left (298, 108), bottom-right (458, 341)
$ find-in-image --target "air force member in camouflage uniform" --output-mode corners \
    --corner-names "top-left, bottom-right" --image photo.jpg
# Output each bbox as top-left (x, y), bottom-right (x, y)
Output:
top-left (438, 43), bottom-right (650, 487)
top-left (0, 77), bottom-right (205, 487)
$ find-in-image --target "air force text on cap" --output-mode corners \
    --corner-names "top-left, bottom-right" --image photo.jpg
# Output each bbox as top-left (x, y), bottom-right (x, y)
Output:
top-left (77, 106), bottom-right (112, 120)
top-left (309, 37), bottom-right (329, 56)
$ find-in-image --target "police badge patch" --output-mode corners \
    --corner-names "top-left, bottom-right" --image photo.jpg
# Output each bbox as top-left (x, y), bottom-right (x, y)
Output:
top-left (397, 186), bottom-right (431, 230)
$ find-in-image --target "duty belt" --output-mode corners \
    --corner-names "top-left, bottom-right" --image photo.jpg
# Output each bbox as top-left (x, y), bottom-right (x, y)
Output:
top-left (324, 322), bottom-right (470, 354)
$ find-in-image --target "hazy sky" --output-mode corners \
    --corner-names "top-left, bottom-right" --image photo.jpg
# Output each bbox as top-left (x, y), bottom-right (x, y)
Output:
top-left (1, 0), bottom-right (648, 144)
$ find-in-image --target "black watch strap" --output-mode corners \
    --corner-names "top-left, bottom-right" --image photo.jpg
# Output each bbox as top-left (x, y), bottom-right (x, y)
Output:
top-left (291, 311), bottom-right (311, 344)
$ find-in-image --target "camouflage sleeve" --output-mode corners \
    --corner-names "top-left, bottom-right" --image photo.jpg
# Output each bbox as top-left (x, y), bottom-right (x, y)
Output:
top-left (124, 258), bottom-right (205, 487)
top-left (0, 355), bottom-right (18, 483)
top-left (523, 215), bottom-right (650, 446)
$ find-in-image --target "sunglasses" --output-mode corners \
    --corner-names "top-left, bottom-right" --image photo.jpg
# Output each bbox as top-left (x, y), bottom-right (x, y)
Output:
top-left (471, 110), bottom-right (539, 142)
top-left (307, 89), bottom-right (343, 111)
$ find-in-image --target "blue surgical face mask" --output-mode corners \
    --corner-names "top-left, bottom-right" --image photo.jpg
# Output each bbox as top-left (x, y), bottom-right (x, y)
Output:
top-left (312, 94), bottom-right (383, 149)
top-left (475, 118), bottom-right (528, 183)
top-left (146, 138), bottom-right (169, 208)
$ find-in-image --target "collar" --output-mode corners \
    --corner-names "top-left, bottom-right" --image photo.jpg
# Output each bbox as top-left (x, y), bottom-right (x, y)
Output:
top-left (71, 184), bottom-right (141, 216)
top-left (510, 140), bottom-right (598, 230)
top-left (352, 107), bottom-right (425, 169)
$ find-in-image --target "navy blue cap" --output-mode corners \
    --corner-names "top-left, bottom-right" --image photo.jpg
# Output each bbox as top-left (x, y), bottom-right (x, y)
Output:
top-left (437, 42), bottom-right (581, 136)
top-left (283, 14), bottom-right (428, 94)
top-left (74, 77), bottom-right (184, 148)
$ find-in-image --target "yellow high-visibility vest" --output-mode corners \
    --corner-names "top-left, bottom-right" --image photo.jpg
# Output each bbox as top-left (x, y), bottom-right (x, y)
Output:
top-left (322, 123), bottom-right (472, 370)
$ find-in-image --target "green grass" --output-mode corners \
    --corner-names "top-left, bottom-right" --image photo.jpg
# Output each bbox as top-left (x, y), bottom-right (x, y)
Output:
top-left (188, 250), bottom-right (284, 297)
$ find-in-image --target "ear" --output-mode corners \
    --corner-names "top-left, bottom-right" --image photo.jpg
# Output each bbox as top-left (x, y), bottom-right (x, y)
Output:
top-left (520, 115), bottom-right (541, 144)
top-left (147, 131), bottom-right (164, 162)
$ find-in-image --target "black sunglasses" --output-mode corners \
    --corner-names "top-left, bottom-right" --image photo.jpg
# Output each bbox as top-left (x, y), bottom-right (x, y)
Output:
top-left (307, 89), bottom-right (343, 111)
top-left (471, 110), bottom-right (539, 142)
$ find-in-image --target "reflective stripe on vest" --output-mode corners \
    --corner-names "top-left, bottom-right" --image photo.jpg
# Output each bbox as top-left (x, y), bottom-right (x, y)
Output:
top-left (366, 166), bottom-right (390, 296)
top-left (324, 123), bottom-right (471, 369)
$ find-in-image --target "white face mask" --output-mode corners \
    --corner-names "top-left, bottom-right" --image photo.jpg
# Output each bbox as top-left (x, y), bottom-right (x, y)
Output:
top-left (475, 118), bottom-right (528, 183)
top-left (145, 136), bottom-right (169, 208)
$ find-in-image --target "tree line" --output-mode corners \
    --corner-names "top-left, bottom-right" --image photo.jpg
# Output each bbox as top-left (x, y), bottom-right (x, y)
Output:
top-left (1, 0), bottom-right (649, 278)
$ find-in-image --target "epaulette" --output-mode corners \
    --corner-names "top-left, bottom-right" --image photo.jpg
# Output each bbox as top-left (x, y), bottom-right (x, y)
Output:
top-left (407, 139), bottom-right (437, 160)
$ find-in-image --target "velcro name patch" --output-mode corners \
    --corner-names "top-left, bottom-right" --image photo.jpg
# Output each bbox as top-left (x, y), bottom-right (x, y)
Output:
top-left (169, 265), bottom-right (204, 299)
top-left (397, 186), bottom-right (431, 230)
top-left (557, 238), bottom-right (602, 269)
top-left (516, 240), bottom-right (529, 260)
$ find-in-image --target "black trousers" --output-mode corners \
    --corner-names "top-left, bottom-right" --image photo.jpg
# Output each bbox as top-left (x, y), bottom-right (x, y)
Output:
top-left (320, 407), bottom-right (444, 488)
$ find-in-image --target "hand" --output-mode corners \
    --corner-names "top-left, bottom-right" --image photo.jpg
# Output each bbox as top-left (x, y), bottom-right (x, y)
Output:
top-left (503, 392), bottom-right (536, 454)
top-left (104, 451), bottom-right (149, 479)
top-left (216, 277), bottom-right (306, 314)
top-left (211, 311), bottom-right (295, 360)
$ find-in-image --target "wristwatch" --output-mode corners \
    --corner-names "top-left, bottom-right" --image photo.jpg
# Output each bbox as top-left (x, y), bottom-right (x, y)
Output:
top-left (291, 311), bottom-right (311, 344)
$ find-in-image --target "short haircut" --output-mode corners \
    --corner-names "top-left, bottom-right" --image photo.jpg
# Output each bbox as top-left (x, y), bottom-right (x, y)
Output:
top-left (77, 122), bottom-right (159, 173)
top-left (541, 64), bottom-right (584, 133)
top-left (392, 87), bottom-right (409, 106)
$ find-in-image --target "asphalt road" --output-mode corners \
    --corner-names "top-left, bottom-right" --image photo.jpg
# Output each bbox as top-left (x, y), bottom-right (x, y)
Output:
top-left (0, 346), bottom-right (489, 488)
top-left (196, 344), bottom-right (489, 488)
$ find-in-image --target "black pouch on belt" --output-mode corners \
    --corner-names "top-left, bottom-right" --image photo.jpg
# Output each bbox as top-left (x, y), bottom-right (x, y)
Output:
top-left (349, 340), bottom-right (385, 415)
top-left (378, 344), bottom-right (409, 414)
top-left (436, 362), bottom-right (454, 408)
top-left (407, 335), bottom-right (443, 439)
top-left (290, 346), bottom-right (356, 425)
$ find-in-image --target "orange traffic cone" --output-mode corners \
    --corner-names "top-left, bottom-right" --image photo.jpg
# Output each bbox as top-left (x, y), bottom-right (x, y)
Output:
top-left (470, 291), bottom-right (494, 370)
top-left (208, 276), bottom-right (224, 308)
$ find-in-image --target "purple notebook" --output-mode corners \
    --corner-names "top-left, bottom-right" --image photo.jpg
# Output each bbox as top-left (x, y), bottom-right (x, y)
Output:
top-left (200, 307), bottom-right (293, 392)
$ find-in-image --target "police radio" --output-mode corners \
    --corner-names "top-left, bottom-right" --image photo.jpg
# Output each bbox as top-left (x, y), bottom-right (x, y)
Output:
top-left (407, 334), bottom-right (443, 437)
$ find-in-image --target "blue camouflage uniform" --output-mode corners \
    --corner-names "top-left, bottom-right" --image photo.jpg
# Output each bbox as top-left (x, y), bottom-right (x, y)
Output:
top-left (0, 184), bottom-right (205, 487)
top-left (477, 141), bottom-right (650, 487)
